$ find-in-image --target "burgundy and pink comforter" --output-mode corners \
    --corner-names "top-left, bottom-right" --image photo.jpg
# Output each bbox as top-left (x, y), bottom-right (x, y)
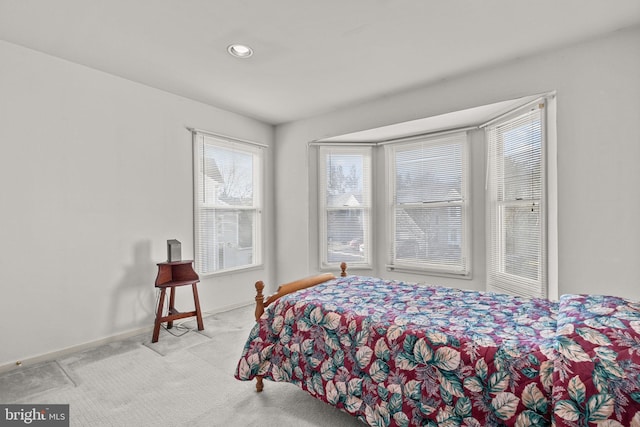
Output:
top-left (234, 276), bottom-right (640, 426)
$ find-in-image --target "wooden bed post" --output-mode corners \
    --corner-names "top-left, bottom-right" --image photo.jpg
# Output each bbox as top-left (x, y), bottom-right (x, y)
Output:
top-left (254, 280), bottom-right (266, 392)
top-left (255, 376), bottom-right (264, 392)
top-left (255, 280), bottom-right (265, 322)
top-left (340, 262), bottom-right (347, 277)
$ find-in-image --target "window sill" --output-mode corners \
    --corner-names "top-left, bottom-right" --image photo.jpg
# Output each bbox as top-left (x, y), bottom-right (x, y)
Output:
top-left (386, 264), bottom-right (472, 280)
top-left (197, 263), bottom-right (264, 278)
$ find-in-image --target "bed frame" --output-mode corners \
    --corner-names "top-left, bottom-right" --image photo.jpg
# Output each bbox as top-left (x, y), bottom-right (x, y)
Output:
top-left (241, 265), bottom-right (640, 425)
top-left (252, 262), bottom-right (347, 392)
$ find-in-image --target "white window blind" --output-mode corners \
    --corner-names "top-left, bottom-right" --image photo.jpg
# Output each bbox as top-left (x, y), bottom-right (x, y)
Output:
top-left (193, 132), bottom-right (263, 275)
top-left (486, 105), bottom-right (546, 298)
top-left (318, 146), bottom-right (372, 268)
top-left (387, 132), bottom-right (470, 275)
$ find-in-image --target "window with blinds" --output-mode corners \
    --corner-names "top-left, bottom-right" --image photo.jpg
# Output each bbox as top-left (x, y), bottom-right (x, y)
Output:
top-left (318, 146), bottom-right (372, 268)
top-left (486, 105), bottom-right (546, 298)
top-left (193, 132), bottom-right (263, 275)
top-left (387, 132), bottom-right (470, 275)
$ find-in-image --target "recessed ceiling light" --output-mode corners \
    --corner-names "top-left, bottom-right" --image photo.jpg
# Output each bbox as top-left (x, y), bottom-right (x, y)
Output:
top-left (227, 44), bottom-right (253, 59)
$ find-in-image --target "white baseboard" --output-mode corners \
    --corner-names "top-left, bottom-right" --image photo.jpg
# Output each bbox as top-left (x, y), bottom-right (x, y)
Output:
top-left (0, 325), bottom-right (153, 374)
top-left (0, 302), bottom-right (253, 374)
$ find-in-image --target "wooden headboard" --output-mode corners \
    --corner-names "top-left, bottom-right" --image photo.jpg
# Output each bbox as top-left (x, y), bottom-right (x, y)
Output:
top-left (254, 262), bottom-right (347, 321)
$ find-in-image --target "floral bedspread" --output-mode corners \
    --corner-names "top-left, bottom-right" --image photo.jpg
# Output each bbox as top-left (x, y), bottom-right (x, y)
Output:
top-left (234, 276), bottom-right (640, 426)
top-left (552, 294), bottom-right (640, 426)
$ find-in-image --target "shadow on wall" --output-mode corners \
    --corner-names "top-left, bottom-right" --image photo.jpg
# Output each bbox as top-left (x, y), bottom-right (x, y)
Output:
top-left (108, 240), bottom-right (157, 333)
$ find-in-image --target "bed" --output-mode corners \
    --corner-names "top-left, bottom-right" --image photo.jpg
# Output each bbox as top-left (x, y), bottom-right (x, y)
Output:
top-left (234, 264), bottom-right (640, 426)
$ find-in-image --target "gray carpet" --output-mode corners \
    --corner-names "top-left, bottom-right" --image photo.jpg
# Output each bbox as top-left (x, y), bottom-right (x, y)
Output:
top-left (0, 306), bottom-right (363, 426)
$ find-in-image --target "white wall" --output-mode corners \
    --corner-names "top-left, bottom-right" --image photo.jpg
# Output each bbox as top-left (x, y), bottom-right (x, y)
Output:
top-left (3, 25), bottom-right (639, 369)
top-left (0, 40), bottom-right (274, 368)
top-left (275, 26), bottom-right (640, 299)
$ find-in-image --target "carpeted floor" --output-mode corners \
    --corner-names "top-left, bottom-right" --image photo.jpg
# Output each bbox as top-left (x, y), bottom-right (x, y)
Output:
top-left (0, 305), bottom-right (363, 426)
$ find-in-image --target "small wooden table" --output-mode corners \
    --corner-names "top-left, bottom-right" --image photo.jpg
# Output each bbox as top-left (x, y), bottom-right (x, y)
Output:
top-left (152, 260), bottom-right (204, 343)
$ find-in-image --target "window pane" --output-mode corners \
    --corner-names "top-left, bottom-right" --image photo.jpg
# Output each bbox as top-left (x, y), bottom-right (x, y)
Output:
top-left (486, 105), bottom-right (546, 298)
top-left (395, 205), bottom-right (462, 266)
top-left (194, 133), bottom-right (262, 275)
top-left (325, 154), bottom-right (367, 206)
top-left (501, 204), bottom-right (540, 281)
top-left (396, 143), bottom-right (463, 204)
top-left (326, 209), bottom-right (365, 264)
top-left (319, 146), bottom-right (371, 268)
top-left (500, 118), bottom-right (542, 201)
top-left (389, 132), bottom-right (468, 275)
top-left (204, 144), bottom-right (254, 206)
top-left (198, 209), bottom-right (255, 272)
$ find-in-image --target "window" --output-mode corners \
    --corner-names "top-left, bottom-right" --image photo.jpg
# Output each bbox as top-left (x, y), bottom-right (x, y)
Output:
top-left (318, 146), bottom-right (372, 269)
top-left (486, 105), bottom-right (546, 298)
top-left (386, 132), bottom-right (470, 276)
top-left (193, 132), bottom-right (263, 275)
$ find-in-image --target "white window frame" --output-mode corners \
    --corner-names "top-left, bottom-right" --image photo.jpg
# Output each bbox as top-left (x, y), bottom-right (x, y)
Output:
top-left (192, 131), bottom-right (264, 276)
top-left (385, 131), bottom-right (471, 277)
top-left (318, 145), bottom-right (373, 270)
top-left (485, 103), bottom-right (548, 298)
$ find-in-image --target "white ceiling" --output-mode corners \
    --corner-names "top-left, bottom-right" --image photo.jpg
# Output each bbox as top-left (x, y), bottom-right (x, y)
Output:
top-left (1, 0), bottom-right (639, 125)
